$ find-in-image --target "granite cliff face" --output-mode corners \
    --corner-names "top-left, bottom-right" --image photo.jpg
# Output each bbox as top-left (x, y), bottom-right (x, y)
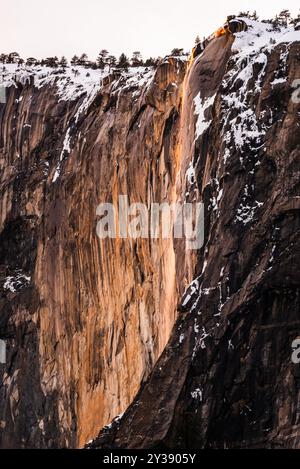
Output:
top-left (0, 18), bottom-right (300, 449)
top-left (88, 20), bottom-right (300, 449)
top-left (0, 57), bottom-right (195, 448)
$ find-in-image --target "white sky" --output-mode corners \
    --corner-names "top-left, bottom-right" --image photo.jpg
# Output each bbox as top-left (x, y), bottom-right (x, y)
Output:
top-left (1, 0), bottom-right (299, 60)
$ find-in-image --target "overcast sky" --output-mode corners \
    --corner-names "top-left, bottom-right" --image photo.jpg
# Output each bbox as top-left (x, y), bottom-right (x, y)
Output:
top-left (1, 0), bottom-right (299, 60)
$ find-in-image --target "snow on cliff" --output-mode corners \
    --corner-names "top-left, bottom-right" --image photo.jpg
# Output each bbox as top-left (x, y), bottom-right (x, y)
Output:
top-left (233, 17), bottom-right (300, 55)
top-left (0, 63), bottom-right (155, 103)
top-left (192, 18), bottom-right (300, 180)
top-left (0, 63), bottom-right (156, 183)
top-left (182, 17), bottom-right (300, 323)
top-left (223, 17), bottom-right (300, 162)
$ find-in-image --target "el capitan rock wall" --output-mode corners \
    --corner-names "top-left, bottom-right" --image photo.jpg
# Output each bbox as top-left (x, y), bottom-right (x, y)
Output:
top-left (0, 57), bottom-right (198, 447)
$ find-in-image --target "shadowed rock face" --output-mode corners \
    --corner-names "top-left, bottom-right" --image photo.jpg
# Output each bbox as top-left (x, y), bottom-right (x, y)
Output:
top-left (0, 58), bottom-right (197, 448)
top-left (88, 35), bottom-right (300, 449)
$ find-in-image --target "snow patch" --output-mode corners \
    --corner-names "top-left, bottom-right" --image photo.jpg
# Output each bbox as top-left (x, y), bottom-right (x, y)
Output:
top-left (194, 93), bottom-right (216, 139)
top-left (3, 272), bottom-right (31, 293)
top-left (271, 77), bottom-right (286, 86)
top-left (186, 161), bottom-right (195, 185)
top-left (191, 387), bottom-right (203, 401)
top-left (233, 18), bottom-right (300, 56)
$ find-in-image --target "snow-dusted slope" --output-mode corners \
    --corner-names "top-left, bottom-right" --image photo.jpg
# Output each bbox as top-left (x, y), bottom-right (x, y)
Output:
top-left (0, 63), bottom-right (155, 103)
top-left (233, 17), bottom-right (300, 54)
top-left (0, 63), bottom-right (156, 182)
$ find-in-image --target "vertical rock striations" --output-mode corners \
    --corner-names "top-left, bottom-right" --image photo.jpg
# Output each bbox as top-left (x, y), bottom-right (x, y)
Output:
top-left (89, 20), bottom-right (300, 449)
top-left (0, 58), bottom-right (197, 447)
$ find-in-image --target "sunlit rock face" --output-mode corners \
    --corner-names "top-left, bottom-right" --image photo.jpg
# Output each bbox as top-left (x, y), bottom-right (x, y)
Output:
top-left (88, 20), bottom-right (300, 449)
top-left (0, 58), bottom-right (198, 447)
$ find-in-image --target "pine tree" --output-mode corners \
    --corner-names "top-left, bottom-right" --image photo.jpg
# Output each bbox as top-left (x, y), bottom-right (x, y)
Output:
top-left (0, 53), bottom-right (8, 64)
top-left (97, 49), bottom-right (109, 69)
top-left (44, 56), bottom-right (58, 67)
top-left (7, 52), bottom-right (20, 64)
top-left (78, 53), bottom-right (88, 66)
top-left (144, 57), bottom-right (156, 67)
top-left (107, 55), bottom-right (117, 70)
top-left (131, 51), bottom-right (143, 67)
top-left (250, 10), bottom-right (259, 21)
top-left (59, 56), bottom-right (68, 68)
top-left (71, 55), bottom-right (79, 66)
top-left (26, 57), bottom-right (38, 66)
top-left (238, 11), bottom-right (250, 18)
top-left (170, 48), bottom-right (184, 56)
top-left (277, 9), bottom-right (291, 27)
top-left (117, 53), bottom-right (130, 71)
top-left (291, 11), bottom-right (300, 28)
